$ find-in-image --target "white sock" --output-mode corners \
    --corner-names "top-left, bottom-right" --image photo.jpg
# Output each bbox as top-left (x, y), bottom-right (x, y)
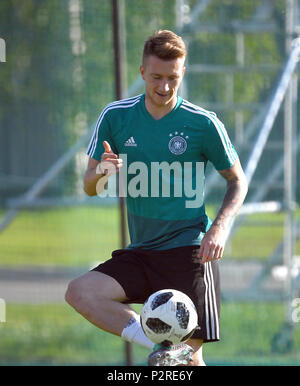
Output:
top-left (121, 315), bottom-right (155, 350)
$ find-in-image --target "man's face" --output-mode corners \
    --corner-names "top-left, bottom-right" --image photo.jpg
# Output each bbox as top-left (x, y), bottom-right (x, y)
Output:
top-left (140, 55), bottom-right (185, 108)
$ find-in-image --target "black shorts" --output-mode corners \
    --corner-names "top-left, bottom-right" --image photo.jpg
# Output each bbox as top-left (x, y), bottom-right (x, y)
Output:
top-left (91, 246), bottom-right (220, 343)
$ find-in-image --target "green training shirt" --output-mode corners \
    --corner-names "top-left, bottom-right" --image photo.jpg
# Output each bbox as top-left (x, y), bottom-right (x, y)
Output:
top-left (86, 94), bottom-right (238, 250)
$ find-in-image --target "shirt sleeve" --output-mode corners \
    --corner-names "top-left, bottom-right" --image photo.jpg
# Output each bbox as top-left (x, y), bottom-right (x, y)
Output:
top-left (203, 114), bottom-right (238, 170)
top-left (86, 107), bottom-right (118, 161)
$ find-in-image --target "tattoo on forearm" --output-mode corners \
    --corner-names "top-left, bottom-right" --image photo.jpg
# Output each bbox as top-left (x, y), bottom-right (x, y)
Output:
top-left (212, 180), bottom-right (247, 229)
top-left (212, 214), bottom-right (232, 230)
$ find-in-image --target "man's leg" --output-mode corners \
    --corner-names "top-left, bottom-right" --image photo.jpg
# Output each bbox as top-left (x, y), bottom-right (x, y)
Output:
top-left (66, 270), bottom-right (203, 366)
top-left (65, 271), bottom-right (134, 335)
top-left (185, 338), bottom-right (206, 366)
top-left (65, 270), bottom-right (154, 350)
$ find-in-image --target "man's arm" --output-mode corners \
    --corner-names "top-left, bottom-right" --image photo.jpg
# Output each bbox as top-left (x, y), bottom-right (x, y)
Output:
top-left (83, 141), bottom-right (122, 196)
top-left (83, 157), bottom-right (107, 196)
top-left (198, 159), bottom-right (248, 263)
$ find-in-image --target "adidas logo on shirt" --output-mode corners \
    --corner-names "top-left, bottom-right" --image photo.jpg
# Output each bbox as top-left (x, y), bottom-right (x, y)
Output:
top-left (124, 136), bottom-right (137, 146)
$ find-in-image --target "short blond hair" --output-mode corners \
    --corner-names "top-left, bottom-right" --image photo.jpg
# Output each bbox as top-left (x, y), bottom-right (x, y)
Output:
top-left (142, 30), bottom-right (187, 64)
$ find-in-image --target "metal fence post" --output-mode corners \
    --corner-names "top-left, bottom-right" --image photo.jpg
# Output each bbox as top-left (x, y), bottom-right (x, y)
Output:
top-left (112, 0), bottom-right (133, 366)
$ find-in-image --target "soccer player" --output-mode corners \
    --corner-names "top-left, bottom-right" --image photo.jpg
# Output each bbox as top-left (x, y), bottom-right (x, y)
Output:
top-left (65, 30), bottom-right (248, 366)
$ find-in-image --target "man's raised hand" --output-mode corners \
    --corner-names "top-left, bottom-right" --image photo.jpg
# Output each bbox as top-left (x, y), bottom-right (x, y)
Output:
top-left (97, 141), bottom-right (123, 176)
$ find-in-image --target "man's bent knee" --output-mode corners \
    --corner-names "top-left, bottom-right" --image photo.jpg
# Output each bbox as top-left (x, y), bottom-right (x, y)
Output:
top-left (65, 271), bottom-right (127, 307)
top-left (65, 277), bottom-right (83, 307)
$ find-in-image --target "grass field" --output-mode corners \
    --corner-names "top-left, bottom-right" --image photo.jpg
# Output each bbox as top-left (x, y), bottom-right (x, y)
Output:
top-left (0, 206), bottom-right (121, 267)
top-left (0, 206), bottom-right (299, 267)
top-left (0, 302), bottom-right (299, 366)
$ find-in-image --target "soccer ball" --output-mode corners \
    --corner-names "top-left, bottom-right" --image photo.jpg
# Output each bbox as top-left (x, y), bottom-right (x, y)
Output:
top-left (140, 289), bottom-right (198, 345)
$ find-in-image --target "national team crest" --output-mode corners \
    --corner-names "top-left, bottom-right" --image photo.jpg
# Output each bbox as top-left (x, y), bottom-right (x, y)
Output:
top-left (168, 131), bottom-right (188, 155)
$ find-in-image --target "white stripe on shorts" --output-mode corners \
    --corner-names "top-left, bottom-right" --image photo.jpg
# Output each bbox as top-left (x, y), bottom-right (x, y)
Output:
top-left (204, 261), bottom-right (219, 340)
